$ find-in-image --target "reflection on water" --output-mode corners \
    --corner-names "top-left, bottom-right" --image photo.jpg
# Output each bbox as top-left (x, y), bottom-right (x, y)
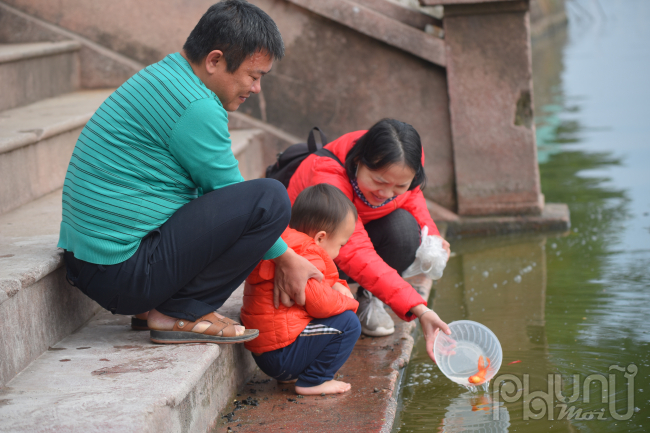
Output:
top-left (394, 1), bottom-right (650, 432)
top-left (440, 393), bottom-right (510, 433)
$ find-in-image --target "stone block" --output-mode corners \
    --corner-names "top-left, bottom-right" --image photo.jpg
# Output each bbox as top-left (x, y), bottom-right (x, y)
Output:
top-left (0, 129), bottom-right (80, 215)
top-left (0, 190), bottom-right (101, 386)
top-left (0, 89), bottom-right (113, 215)
top-left (285, 0), bottom-right (446, 67)
top-left (230, 127), bottom-right (300, 181)
top-left (231, 129), bottom-right (267, 181)
top-left (0, 267), bottom-right (100, 387)
top-left (0, 42), bottom-right (80, 111)
top-left (0, 2), bottom-right (142, 88)
top-left (444, 203), bottom-right (570, 238)
top-left (354, 0), bottom-right (443, 30)
top-left (0, 287), bottom-right (257, 433)
top-left (250, 0), bottom-right (457, 210)
top-left (443, 1), bottom-right (544, 216)
top-left (229, 111), bottom-right (301, 170)
top-left (0, 0), bottom-right (458, 211)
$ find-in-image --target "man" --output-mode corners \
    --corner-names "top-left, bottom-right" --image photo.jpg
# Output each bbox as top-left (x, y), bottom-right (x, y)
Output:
top-left (59, 0), bottom-right (321, 344)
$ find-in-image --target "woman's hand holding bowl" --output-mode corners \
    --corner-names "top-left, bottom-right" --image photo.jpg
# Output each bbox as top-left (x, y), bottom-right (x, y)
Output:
top-left (411, 304), bottom-right (451, 363)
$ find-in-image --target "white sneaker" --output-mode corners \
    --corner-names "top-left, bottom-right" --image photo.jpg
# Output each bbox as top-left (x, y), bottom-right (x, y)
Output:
top-left (356, 290), bottom-right (395, 336)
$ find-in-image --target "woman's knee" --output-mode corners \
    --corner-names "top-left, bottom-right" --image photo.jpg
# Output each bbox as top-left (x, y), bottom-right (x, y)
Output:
top-left (366, 209), bottom-right (420, 257)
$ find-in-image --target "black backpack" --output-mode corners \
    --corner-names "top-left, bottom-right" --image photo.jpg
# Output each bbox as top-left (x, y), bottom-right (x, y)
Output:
top-left (265, 127), bottom-right (344, 188)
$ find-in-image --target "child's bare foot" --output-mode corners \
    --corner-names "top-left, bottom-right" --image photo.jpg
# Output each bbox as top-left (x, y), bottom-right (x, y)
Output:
top-left (295, 380), bottom-right (351, 395)
top-left (277, 379), bottom-right (298, 384)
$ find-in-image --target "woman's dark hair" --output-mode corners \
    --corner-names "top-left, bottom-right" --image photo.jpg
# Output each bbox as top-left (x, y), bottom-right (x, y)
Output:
top-left (290, 184), bottom-right (358, 237)
top-left (183, 0), bottom-right (284, 73)
top-left (345, 119), bottom-right (426, 191)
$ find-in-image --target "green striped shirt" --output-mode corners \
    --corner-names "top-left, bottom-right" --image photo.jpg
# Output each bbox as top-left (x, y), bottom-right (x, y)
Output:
top-left (58, 52), bottom-right (287, 265)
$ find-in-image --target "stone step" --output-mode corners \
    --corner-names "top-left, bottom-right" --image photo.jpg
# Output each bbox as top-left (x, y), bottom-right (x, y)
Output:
top-left (231, 129), bottom-right (267, 181)
top-left (0, 189), bottom-right (101, 387)
top-left (0, 41), bottom-right (81, 112)
top-left (0, 90), bottom-right (290, 216)
top-left (0, 2), bottom-right (142, 89)
top-left (0, 123), bottom-right (289, 386)
top-left (228, 111), bottom-right (300, 179)
top-left (0, 89), bottom-right (114, 215)
top-left (0, 289), bottom-right (256, 433)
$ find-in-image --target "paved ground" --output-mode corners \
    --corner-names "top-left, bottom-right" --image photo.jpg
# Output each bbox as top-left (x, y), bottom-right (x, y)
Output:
top-left (213, 312), bottom-right (415, 433)
top-left (212, 280), bottom-right (433, 433)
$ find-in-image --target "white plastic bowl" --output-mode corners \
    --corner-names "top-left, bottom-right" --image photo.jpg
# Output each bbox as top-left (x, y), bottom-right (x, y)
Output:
top-left (434, 320), bottom-right (502, 388)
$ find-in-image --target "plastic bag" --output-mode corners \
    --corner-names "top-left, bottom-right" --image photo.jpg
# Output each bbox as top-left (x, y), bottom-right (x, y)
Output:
top-left (402, 226), bottom-right (448, 280)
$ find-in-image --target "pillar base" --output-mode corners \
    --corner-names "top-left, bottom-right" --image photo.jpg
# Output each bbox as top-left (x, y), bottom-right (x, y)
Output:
top-left (428, 200), bottom-right (570, 238)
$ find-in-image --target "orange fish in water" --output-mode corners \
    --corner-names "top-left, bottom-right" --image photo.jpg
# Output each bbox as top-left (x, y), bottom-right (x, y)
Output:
top-left (468, 355), bottom-right (491, 385)
top-left (470, 395), bottom-right (491, 412)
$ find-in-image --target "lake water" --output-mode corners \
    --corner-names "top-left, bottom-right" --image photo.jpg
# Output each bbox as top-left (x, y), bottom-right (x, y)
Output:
top-left (393, 1), bottom-right (650, 432)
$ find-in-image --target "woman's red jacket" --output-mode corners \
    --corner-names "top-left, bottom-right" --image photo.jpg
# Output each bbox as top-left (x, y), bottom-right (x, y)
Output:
top-left (240, 227), bottom-right (358, 354)
top-left (287, 130), bottom-right (440, 321)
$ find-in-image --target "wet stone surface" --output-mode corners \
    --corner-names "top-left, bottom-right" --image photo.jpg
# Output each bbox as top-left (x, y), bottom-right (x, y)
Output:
top-left (213, 308), bottom-right (420, 433)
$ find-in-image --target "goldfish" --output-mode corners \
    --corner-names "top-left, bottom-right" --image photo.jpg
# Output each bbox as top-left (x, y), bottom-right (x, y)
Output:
top-left (470, 395), bottom-right (491, 412)
top-left (468, 355), bottom-right (491, 385)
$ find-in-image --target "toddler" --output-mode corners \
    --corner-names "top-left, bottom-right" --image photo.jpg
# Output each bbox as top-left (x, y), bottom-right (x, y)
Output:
top-left (240, 183), bottom-right (361, 395)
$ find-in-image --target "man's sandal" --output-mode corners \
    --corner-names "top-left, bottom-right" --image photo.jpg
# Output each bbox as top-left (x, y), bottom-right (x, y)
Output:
top-left (149, 312), bottom-right (259, 344)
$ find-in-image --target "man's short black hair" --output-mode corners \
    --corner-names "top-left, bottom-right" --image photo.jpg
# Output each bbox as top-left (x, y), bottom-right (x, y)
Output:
top-left (183, 0), bottom-right (284, 73)
top-left (290, 184), bottom-right (358, 237)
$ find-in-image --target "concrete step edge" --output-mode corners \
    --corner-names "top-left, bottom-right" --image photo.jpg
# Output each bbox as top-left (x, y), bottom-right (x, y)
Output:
top-left (286, 0), bottom-right (446, 67)
top-left (0, 190), bottom-right (65, 307)
top-left (228, 111), bottom-right (301, 144)
top-left (0, 89), bottom-right (113, 155)
top-left (444, 202), bottom-right (571, 238)
top-left (0, 112), bottom-right (93, 154)
top-left (0, 125), bottom-right (267, 302)
top-left (0, 189), bottom-right (101, 387)
top-left (0, 127), bottom-right (277, 302)
top-left (229, 128), bottom-right (281, 181)
top-left (0, 2), bottom-right (144, 74)
top-left (230, 128), bottom-right (265, 157)
top-left (0, 41), bottom-right (81, 64)
top-left (0, 289), bottom-right (256, 432)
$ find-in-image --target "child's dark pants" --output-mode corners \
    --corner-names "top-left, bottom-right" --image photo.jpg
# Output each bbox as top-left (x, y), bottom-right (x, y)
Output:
top-left (252, 311), bottom-right (361, 387)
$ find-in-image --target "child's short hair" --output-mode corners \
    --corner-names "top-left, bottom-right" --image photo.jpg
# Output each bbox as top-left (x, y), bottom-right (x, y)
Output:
top-left (290, 184), bottom-right (358, 236)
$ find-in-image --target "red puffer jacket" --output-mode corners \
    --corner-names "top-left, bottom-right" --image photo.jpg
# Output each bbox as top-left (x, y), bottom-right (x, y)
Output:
top-left (240, 227), bottom-right (359, 354)
top-left (287, 130), bottom-right (440, 322)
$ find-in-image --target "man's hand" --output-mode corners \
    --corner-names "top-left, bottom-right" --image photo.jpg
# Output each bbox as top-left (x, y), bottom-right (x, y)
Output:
top-left (272, 248), bottom-right (324, 308)
top-left (332, 282), bottom-right (354, 299)
top-left (410, 304), bottom-right (451, 362)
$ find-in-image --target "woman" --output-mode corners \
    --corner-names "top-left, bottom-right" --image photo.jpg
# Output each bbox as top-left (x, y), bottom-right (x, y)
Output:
top-left (287, 119), bottom-right (451, 361)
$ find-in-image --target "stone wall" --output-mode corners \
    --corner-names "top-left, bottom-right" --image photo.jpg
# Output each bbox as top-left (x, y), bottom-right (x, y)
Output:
top-left (1, 0), bottom-right (457, 209)
top-left (2, 0), bottom-right (565, 217)
top-left (246, 1), bottom-right (456, 209)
